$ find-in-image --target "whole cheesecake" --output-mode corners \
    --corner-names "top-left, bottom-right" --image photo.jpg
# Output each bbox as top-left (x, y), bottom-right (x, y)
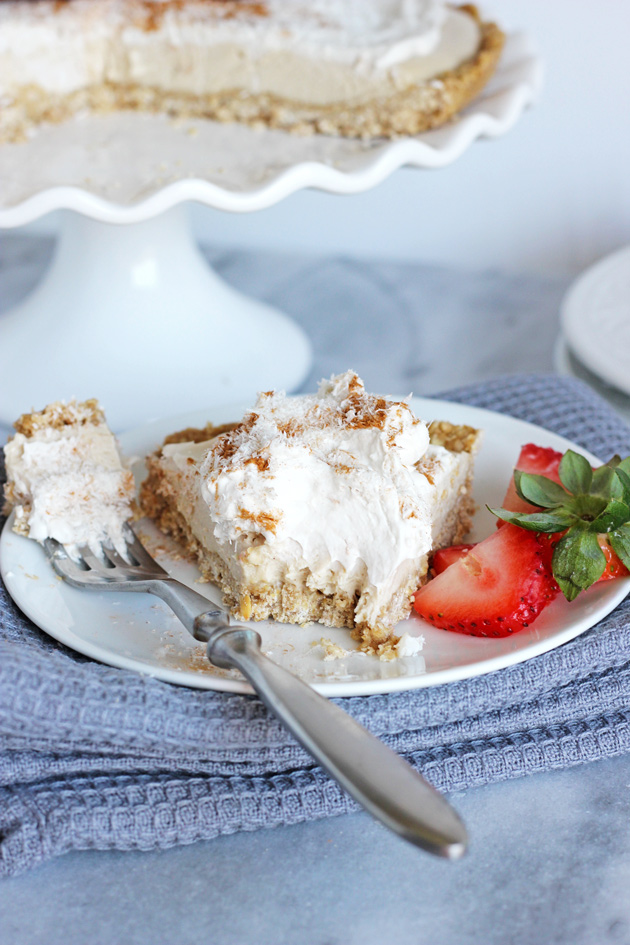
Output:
top-left (0, 0), bottom-right (504, 142)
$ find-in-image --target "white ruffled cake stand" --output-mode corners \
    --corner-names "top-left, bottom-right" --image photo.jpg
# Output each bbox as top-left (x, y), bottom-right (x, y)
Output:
top-left (0, 33), bottom-right (541, 431)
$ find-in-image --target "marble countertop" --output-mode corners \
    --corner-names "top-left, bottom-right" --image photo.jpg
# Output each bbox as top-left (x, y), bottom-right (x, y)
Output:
top-left (0, 234), bottom-right (566, 440)
top-left (1, 233), bottom-right (628, 945)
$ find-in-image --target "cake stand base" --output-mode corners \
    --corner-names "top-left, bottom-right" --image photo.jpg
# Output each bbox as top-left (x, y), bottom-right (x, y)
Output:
top-left (0, 207), bottom-right (312, 431)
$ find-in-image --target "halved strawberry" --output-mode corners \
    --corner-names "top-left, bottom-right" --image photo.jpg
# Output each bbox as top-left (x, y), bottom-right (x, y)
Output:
top-left (500, 443), bottom-right (564, 518)
top-left (596, 535), bottom-right (630, 581)
top-left (414, 523), bottom-right (559, 637)
top-left (539, 533), bottom-right (629, 583)
top-left (432, 544), bottom-right (476, 575)
top-left (501, 445), bottom-right (630, 583)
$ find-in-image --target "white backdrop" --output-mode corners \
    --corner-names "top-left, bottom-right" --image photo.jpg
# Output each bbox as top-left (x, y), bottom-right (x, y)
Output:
top-left (21, 1), bottom-right (630, 277)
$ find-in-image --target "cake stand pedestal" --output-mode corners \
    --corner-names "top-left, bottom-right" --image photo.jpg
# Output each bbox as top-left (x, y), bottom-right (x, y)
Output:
top-left (0, 206), bottom-right (311, 431)
top-left (0, 32), bottom-right (541, 431)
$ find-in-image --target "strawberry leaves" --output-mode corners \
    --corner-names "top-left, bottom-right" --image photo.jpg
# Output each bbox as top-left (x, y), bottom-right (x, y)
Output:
top-left (609, 523), bottom-right (630, 571)
top-left (490, 449), bottom-right (630, 601)
top-left (513, 469), bottom-right (569, 509)
top-left (552, 528), bottom-right (606, 601)
top-left (558, 449), bottom-right (593, 495)
top-left (495, 507), bottom-right (574, 532)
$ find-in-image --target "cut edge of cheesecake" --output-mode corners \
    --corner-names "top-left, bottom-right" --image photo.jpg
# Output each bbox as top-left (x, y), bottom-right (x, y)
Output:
top-left (139, 415), bottom-right (482, 656)
top-left (1, 5), bottom-right (504, 144)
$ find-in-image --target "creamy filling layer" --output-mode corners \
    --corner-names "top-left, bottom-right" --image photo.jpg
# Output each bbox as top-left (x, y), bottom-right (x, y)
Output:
top-left (0, 1), bottom-right (480, 106)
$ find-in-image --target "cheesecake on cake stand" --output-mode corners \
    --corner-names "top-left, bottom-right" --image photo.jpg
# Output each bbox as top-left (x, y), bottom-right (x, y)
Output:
top-left (0, 5), bottom-right (541, 431)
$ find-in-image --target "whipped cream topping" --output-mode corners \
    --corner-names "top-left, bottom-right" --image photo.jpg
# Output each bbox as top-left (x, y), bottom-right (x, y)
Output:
top-left (138, 0), bottom-right (448, 71)
top-left (394, 631), bottom-right (425, 657)
top-left (4, 400), bottom-right (135, 553)
top-left (226, 0), bottom-right (466, 72)
top-left (161, 371), bottom-right (472, 630)
top-left (199, 373), bottom-right (430, 574)
top-left (0, 1), bottom-right (481, 103)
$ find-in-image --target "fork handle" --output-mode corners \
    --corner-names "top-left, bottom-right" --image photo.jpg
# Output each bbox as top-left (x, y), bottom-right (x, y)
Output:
top-left (148, 579), bottom-right (223, 628)
top-left (194, 612), bottom-right (467, 860)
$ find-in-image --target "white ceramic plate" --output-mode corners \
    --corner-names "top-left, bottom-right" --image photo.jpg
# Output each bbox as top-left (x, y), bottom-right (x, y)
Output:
top-left (2, 398), bottom-right (627, 697)
top-left (0, 33), bottom-right (541, 225)
top-left (560, 245), bottom-right (630, 399)
top-left (553, 333), bottom-right (630, 425)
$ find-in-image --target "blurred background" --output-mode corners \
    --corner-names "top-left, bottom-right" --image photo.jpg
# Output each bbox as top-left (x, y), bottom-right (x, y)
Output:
top-left (3, 0), bottom-right (630, 431)
top-left (20, 0), bottom-right (630, 278)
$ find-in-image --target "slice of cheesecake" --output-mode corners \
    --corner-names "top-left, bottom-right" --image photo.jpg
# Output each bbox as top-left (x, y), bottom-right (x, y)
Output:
top-left (0, 0), bottom-right (504, 142)
top-left (140, 372), bottom-right (481, 652)
top-left (3, 399), bottom-right (135, 554)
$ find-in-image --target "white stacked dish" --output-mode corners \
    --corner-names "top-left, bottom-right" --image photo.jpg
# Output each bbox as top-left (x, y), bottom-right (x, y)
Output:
top-left (556, 245), bottom-right (630, 424)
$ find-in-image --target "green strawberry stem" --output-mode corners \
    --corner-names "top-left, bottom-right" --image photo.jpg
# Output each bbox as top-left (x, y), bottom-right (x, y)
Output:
top-left (490, 449), bottom-right (630, 601)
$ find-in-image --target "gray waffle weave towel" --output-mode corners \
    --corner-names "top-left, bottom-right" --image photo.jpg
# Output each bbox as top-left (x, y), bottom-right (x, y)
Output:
top-left (1, 374), bottom-right (630, 876)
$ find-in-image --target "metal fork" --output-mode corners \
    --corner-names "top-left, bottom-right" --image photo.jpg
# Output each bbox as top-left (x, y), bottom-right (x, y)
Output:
top-left (43, 525), bottom-right (467, 859)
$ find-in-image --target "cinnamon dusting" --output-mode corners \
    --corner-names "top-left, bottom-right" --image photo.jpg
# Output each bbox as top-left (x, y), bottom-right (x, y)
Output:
top-left (416, 456), bottom-right (440, 485)
top-left (277, 419), bottom-right (305, 438)
top-left (244, 455), bottom-right (270, 472)
top-left (13, 399), bottom-right (105, 437)
top-left (138, 0), bottom-right (268, 32)
top-left (163, 421), bottom-right (238, 446)
top-left (238, 508), bottom-right (278, 533)
top-left (340, 375), bottom-right (390, 431)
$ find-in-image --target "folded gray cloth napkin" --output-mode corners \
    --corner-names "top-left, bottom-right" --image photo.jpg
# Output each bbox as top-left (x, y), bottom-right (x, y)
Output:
top-left (2, 373), bottom-right (630, 877)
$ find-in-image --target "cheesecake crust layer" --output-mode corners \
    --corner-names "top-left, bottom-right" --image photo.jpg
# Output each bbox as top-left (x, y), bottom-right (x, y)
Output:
top-left (0, 7), bottom-right (504, 143)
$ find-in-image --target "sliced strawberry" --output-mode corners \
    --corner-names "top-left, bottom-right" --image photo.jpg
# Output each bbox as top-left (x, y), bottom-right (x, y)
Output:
top-left (596, 535), bottom-right (630, 581)
top-left (500, 443), bottom-right (564, 518)
top-left (414, 524), bottom-right (559, 638)
top-left (502, 446), bottom-right (628, 583)
top-left (536, 531), bottom-right (560, 569)
top-left (432, 543), bottom-right (476, 575)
